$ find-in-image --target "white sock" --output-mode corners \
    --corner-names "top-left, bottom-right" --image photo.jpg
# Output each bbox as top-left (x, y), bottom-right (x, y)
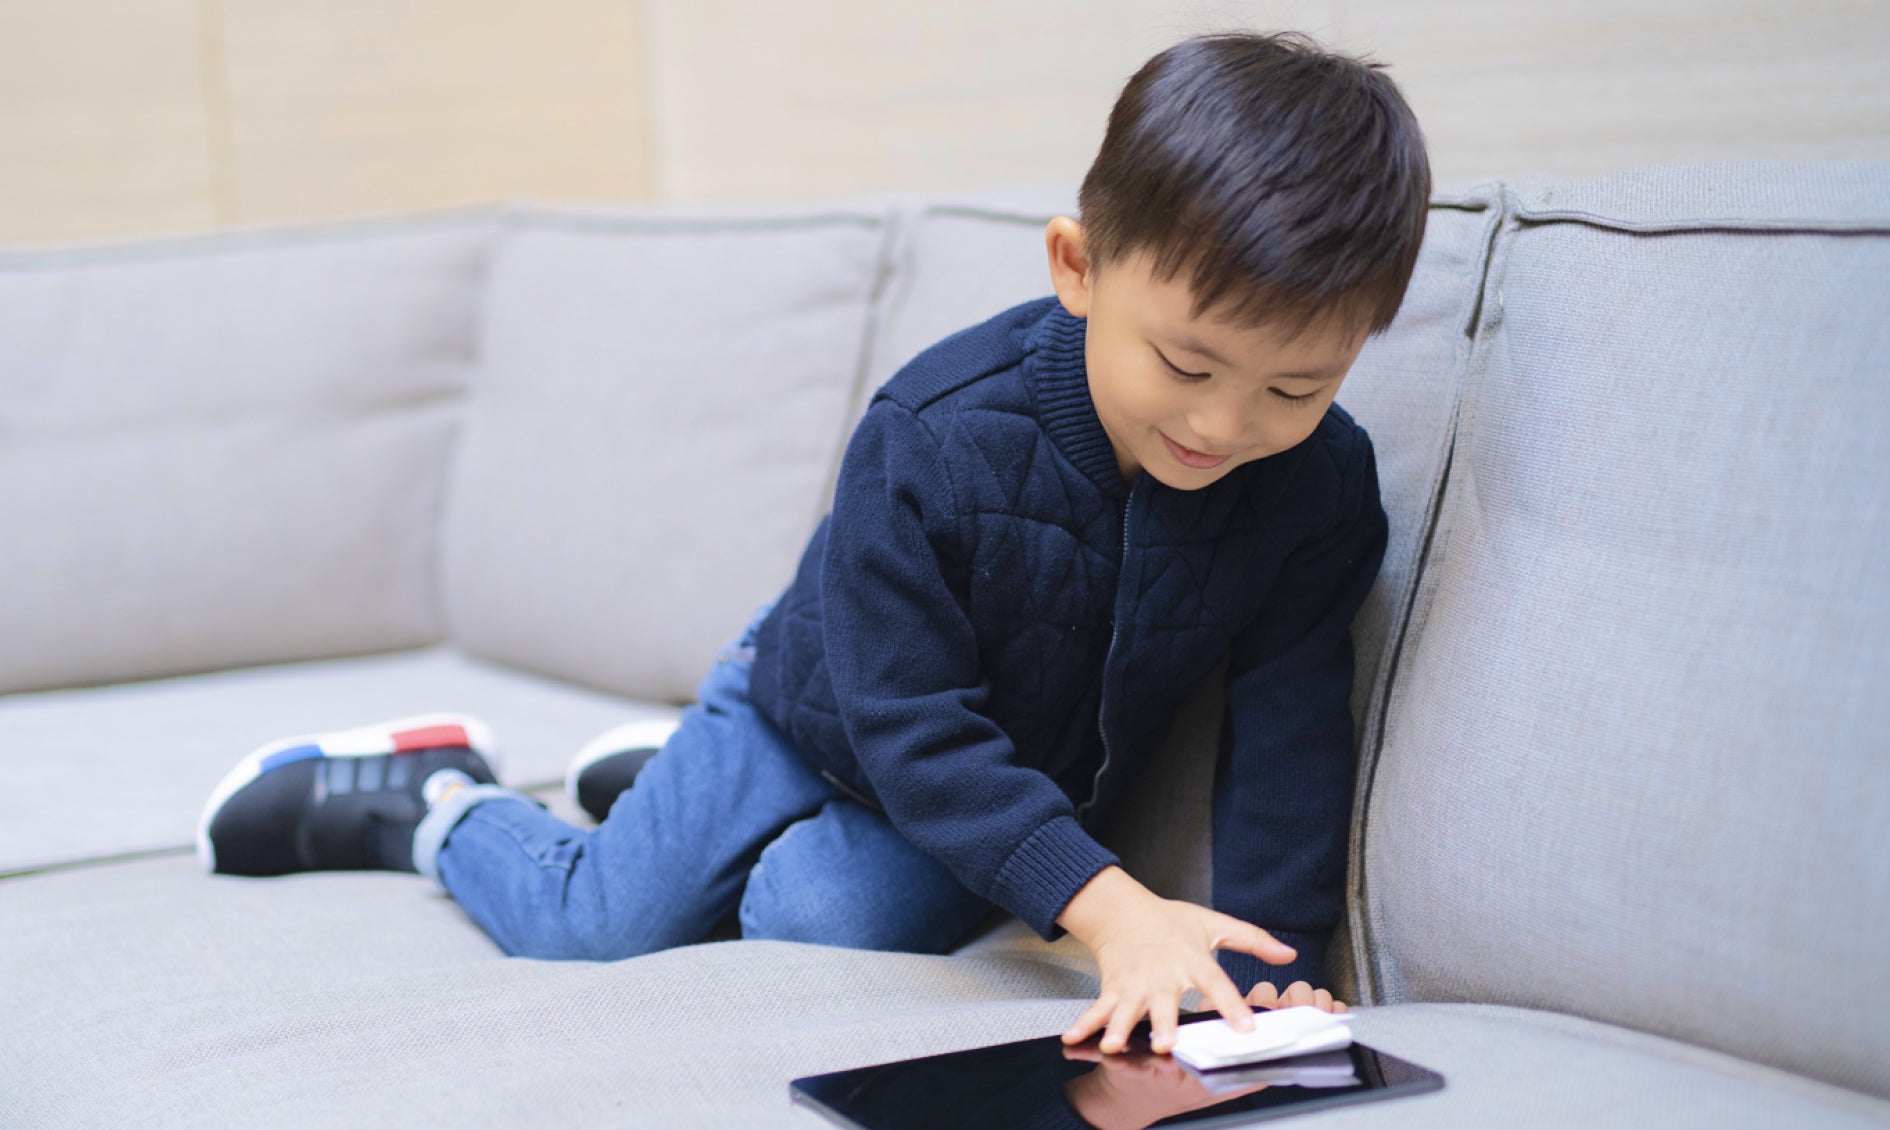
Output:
top-left (422, 768), bottom-right (476, 809)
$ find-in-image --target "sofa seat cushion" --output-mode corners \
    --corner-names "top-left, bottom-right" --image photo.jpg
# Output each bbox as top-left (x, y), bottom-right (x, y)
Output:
top-left (1305, 1005), bottom-right (1890, 1130)
top-left (0, 855), bottom-right (1098, 1129)
top-left (0, 646), bottom-right (677, 875)
top-left (6, 854), bottom-right (1886, 1128)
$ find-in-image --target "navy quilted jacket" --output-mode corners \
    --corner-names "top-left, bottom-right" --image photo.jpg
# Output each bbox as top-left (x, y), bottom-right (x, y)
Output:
top-left (749, 296), bottom-right (1388, 992)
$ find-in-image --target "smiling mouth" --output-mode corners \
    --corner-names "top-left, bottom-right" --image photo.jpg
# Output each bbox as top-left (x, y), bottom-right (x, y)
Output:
top-left (1161, 432), bottom-right (1232, 469)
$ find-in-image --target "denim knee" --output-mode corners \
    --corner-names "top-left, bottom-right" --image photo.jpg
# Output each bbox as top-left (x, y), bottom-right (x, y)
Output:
top-left (737, 825), bottom-right (883, 949)
top-left (736, 816), bottom-right (983, 954)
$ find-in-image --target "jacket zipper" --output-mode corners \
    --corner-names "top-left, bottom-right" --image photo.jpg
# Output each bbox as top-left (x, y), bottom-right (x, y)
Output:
top-left (1077, 478), bottom-right (1136, 824)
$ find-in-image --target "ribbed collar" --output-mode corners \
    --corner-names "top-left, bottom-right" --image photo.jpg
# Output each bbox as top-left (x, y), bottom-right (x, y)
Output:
top-left (1023, 301), bottom-right (1132, 496)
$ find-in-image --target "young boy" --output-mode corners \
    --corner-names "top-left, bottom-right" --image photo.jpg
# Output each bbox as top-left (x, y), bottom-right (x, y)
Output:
top-left (199, 30), bottom-right (1426, 1060)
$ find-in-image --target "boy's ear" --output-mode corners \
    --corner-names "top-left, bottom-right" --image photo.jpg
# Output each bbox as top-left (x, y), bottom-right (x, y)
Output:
top-left (1045, 217), bottom-right (1094, 319)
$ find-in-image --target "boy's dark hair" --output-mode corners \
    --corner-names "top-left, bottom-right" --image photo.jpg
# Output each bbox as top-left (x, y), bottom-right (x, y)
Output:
top-left (1077, 30), bottom-right (1431, 341)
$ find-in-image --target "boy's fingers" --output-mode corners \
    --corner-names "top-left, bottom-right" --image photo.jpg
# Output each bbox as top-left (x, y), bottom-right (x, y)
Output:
top-left (1201, 968), bottom-right (1256, 1033)
top-left (1148, 993), bottom-right (1181, 1055)
top-left (1100, 994), bottom-right (1146, 1055)
top-left (1283, 981), bottom-right (1314, 1007)
top-left (1247, 980), bottom-right (1281, 1009)
top-left (1314, 987), bottom-right (1334, 1011)
top-left (1062, 994), bottom-right (1116, 1045)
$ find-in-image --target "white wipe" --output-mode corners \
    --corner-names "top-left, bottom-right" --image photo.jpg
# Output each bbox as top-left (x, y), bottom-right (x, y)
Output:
top-left (1171, 1006), bottom-right (1355, 1071)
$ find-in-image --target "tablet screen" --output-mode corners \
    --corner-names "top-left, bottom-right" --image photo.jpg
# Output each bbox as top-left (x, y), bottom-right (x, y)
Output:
top-left (791, 1014), bottom-right (1444, 1130)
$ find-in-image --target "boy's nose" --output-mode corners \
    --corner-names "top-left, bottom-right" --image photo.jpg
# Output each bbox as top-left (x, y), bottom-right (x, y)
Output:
top-left (1185, 411), bottom-right (1248, 455)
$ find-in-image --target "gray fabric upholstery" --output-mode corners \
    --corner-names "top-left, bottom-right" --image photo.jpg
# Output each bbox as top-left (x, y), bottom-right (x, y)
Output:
top-left (860, 193), bottom-right (1078, 402)
top-left (6, 166), bottom-right (1887, 1126)
top-left (1358, 162), bottom-right (1890, 1097)
top-left (0, 213), bottom-right (492, 694)
top-left (803, 190), bottom-right (1079, 513)
top-left (6, 856), bottom-right (1887, 1127)
top-left (0, 646), bottom-right (674, 875)
top-left (1318, 187), bottom-right (1506, 1002)
top-left (1497, 160), bottom-right (1890, 232)
top-left (1292, 1005), bottom-right (1890, 1130)
top-left (0, 856), bottom-right (1096, 1128)
top-left (440, 206), bottom-right (888, 704)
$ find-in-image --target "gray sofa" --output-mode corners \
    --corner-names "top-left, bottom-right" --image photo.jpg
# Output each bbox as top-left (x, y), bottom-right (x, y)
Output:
top-left (3, 161), bottom-right (1886, 1128)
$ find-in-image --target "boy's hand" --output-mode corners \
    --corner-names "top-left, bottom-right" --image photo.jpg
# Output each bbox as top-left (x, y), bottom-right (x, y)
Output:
top-left (1057, 866), bottom-right (1297, 1057)
top-left (1247, 979), bottom-right (1347, 1013)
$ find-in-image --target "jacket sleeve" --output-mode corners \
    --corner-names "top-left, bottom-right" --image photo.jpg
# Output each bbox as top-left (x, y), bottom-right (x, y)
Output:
top-left (822, 398), bottom-right (1120, 939)
top-left (1212, 425), bottom-right (1389, 995)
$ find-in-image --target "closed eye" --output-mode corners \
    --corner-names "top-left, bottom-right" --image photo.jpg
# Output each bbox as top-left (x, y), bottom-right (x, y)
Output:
top-left (1158, 343), bottom-right (1325, 403)
top-left (1153, 346), bottom-right (1210, 380)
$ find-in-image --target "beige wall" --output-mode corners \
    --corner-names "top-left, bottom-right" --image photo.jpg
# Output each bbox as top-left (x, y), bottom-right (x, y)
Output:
top-left (0, 1), bottom-right (221, 243)
top-left (0, 0), bottom-right (652, 245)
top-left (643, 0), bottom-right (1890, 201)
top-left (4, 1), bottom-right (1887, 244)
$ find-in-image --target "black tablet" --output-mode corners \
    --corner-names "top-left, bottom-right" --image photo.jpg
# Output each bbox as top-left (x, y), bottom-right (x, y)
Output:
top-left (790, 1013), bottom-right (1443, 1130)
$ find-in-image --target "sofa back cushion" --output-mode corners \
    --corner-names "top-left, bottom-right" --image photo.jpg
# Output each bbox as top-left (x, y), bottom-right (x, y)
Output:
top-left (1315, 186), bottom-right (1505, 994)
top-left (0, 215), bottom-right (489, 694)
top-left (859, 192), bottom-right (1076, 404)
top-left (441, 206), bottom-right (887, 703)
top-left (1359, 162), bottom-right (1890, 1097)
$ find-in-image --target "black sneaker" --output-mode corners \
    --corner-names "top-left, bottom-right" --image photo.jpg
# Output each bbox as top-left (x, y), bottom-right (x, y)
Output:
top-left (565, 717), bottom-right (681, 823)
top-left (198, 713), bottom-right (501, 876)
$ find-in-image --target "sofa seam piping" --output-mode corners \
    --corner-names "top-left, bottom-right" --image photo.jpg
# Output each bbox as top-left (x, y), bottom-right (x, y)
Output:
top-left (1348, 188), bottom-right (1511, 1007)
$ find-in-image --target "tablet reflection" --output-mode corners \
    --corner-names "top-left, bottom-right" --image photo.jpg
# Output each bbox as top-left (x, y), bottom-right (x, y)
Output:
top-left (1062, 1038), bottom-right (1272, 1129)
top-left (1061, 1035), bottom-right (1362, 1129)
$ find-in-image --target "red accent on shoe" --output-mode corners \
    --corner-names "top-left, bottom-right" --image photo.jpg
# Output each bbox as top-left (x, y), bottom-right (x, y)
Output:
top-left (392, 724), bottom-right (470, 752)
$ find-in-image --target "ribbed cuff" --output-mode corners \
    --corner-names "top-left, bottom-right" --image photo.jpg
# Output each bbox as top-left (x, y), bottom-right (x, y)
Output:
top-left (991, 815), bottom-right (1121, 940)
top-left (1217, 928), bottom-right (1329, 996)
top-left (411, 783), bottom-right (535, 889)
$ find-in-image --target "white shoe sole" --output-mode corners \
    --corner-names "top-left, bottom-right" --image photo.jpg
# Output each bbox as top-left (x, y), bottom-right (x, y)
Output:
top-left (564, 716), bottom-right (684, 813)
top-left (197, 712), bottom-right (501, 875)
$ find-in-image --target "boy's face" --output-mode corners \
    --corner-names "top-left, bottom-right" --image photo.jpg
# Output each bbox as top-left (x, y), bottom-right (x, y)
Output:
top-left (1044, 218), bottom-right (1370, 490)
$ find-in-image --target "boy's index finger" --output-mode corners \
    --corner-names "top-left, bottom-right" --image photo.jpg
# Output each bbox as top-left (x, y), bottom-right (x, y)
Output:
top-left (1203, 969), bottom-right (1257, 1033)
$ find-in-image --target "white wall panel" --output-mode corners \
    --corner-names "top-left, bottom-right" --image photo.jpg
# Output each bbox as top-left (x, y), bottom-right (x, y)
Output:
top-left (3, 2), bottom-right (1885, 240)
top-left (642, 1), bottom-right (1342, 201)
top-left (643, 0), bottom-right (1890, 199)
top-left (1340, 0), bottom-right (1890, 179)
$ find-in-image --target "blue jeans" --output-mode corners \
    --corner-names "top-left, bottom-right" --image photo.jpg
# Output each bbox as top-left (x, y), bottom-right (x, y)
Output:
top-left (413, 600), bottom-right (994, 960)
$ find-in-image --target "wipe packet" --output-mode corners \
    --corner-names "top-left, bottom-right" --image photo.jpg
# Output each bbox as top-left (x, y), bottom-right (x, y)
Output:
top-left (1171, 1006), bottom-right (1355, 1071)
